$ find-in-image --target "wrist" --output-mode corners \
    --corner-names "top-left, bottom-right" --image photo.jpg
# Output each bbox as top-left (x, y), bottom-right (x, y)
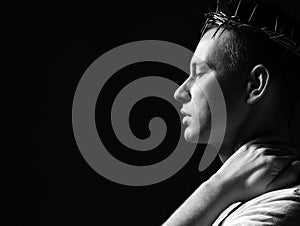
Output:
top-left (206, 173), bottom-right (238, 204)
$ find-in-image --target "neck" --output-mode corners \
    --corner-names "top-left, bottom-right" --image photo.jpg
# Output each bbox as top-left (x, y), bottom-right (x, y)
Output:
top-left (217, 114), bottom-right (290, 163)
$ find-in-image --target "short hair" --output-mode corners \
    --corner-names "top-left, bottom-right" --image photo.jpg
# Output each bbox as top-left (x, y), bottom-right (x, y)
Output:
top-left (202, 0), bottom-right (300, 70)
top-left (202, 0), bottom-right (300, 106)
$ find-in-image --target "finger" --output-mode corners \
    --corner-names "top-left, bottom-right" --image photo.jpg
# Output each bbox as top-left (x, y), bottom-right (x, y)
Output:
top-left (269, 155), bottom-right (299, 166)
top-left (261, 147), bottom-right (298, 156)
top-left (266, 160), bottom-right (300, 191)
top-left (245, 140), bottom-right (298, 156)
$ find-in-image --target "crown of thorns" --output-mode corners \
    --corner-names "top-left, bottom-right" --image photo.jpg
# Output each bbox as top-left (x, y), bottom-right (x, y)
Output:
top-left (200, 0), bottom-right (300, 57)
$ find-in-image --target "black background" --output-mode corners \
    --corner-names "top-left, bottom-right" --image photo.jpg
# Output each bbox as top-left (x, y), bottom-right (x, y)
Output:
top-left (8, 1), bottom-right (300, 225)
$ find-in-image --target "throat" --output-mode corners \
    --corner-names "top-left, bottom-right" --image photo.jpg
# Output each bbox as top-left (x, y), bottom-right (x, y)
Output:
top-left (217, 127), bottom-right (290, 163)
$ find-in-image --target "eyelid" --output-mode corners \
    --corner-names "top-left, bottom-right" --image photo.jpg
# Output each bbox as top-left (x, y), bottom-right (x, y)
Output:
top-left (195, 72), bottom-right (206, 78)
top-left (191, 60), bottom-right (209, 70)
top-left (195, 64), bottom-right (210, 76)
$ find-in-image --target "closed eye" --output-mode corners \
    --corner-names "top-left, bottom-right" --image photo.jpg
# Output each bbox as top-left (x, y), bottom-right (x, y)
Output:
top-left (190, 61), bottom-right (210, 78)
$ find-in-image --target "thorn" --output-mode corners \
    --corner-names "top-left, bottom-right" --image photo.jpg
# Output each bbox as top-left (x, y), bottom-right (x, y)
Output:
top-left (213, 23), bottom-right (224, 38)
top-left (275, 17), bottom-right (278, 32)
top-left (220, 22), bottom-right (229, 36)
top-left (248, 3), bottom-right (259, 22)
top-left (200, 24), bottom-right (208, 38)
top-left (220, 11), bottom-right (226, 17)
top-left (270, 34), bottom-right (285, 39)
top-left (200, 19), bottom-right (209, 38)
top-left (216, 0), bottom-right (222, 13)
top-left (234, 0), bottom-right (242, 18)
top-left (290, 27), bottom-right (295, 40)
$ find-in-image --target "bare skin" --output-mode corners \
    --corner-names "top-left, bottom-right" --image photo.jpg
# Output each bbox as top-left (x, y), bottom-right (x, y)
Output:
top-left (163, 138), bottom-right (300, 226)
top-left (163, 28), bottom-right (300, 226)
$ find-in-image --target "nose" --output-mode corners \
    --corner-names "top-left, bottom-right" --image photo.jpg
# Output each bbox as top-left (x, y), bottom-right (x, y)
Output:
top-left (174, 79), bottom-right (191, 103)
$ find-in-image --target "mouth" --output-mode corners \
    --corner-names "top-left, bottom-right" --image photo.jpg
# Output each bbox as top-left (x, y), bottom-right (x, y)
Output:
top-left (180, 109), bottom-right (191, 124)
top-left (182, 115), bottom-right (191, 125)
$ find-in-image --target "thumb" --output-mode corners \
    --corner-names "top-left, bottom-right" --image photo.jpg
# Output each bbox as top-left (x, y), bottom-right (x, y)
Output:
top-left (266, 160), bottom-right (300, 191)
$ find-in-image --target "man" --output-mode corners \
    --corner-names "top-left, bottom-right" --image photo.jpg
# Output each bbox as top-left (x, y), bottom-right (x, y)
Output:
top-left (164, 0), bottom-right (300, 225)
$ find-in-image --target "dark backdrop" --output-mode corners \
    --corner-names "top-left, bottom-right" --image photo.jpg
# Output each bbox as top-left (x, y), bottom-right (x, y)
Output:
top-left (8, 1), bottom-right (300, 225)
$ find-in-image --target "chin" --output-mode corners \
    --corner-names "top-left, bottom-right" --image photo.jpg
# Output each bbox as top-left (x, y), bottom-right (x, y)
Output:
top-left (184, 127), bottom-right (199, 143)
top-left (184, 126), bottom-right (210, 144)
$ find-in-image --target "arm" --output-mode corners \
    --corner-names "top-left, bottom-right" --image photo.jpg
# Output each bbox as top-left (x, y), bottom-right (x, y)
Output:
top-left (163, 174), bottom-right (234, 226)
top-left (163, 138), bottom-right (300, 226)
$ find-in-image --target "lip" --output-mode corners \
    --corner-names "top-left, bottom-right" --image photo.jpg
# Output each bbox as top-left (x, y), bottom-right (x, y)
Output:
top-left (182, 115), bottom-right (191, 125)
top-left (180, 109), bottom-right (191, 116)
top-left (180, 108), bottom-right (191, 124)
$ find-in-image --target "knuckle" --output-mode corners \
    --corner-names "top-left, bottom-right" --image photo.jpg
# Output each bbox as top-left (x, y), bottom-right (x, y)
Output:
top-left (262, 156), bottom-right (276, 166)
top-left (258, 147), bottom-right (269, 155)
top-left (253, 147), bottom-right (265, 157)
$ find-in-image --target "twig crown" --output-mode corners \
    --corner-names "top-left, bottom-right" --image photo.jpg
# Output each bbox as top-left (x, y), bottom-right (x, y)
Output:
top-left (201, 0), bottom-right (300, 56)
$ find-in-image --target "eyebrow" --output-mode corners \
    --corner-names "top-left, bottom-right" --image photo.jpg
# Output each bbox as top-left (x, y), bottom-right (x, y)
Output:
top-left (191, 60), bottom-right (216, 72)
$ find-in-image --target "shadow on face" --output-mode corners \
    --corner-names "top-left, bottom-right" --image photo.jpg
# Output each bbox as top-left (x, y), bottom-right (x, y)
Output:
top-left (174, 28), bottom-right (248, 145)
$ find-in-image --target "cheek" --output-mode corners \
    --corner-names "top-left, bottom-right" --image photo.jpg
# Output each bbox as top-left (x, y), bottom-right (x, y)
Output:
top-left (220, 75), bottom-right (246, 110)
top-left (188, 91), bottom-right (211, 137)
top-left (191, 89), bottom-right (210, 120)
top-left (217, 77), bottom-right (247, 130)
top-left (222, 83), bottom-right (245, 115)
top-left (191, 75), bottom-right (217, 117)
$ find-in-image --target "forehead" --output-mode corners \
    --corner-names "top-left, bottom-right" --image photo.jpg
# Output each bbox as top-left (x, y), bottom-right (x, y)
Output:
top-left (191, 28), bottom-right (231, 70)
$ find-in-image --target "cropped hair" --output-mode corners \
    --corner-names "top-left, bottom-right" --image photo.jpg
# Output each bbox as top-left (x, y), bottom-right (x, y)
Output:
top-left (201, 0), bottom-right (300, 105)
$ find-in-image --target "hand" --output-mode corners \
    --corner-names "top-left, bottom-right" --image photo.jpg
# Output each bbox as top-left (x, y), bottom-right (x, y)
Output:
top-left (213, 137), bottom-right (300, 202)
top-left (163, 137), bottom-right (300, 226)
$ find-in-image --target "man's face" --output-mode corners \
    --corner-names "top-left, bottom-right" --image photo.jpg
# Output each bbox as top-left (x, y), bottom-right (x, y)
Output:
top-left (174, 28), bottom-right (247, 144)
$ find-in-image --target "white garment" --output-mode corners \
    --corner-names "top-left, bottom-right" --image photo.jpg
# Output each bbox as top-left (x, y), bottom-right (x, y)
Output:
top-left (212, 184), bottom-right (300, 225)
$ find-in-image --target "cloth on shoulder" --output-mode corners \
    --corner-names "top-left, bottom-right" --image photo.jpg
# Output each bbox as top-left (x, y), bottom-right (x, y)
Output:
top-left (212, 137), bottom-right (300, 226)
top-left (212, 183), bottom-right (300, 226)
top-left (212, 184), bottom-right (300, 225)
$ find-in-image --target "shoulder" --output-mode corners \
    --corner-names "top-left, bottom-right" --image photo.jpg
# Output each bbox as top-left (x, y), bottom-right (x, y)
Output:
top-left (213, 184), bottom-right (300, 226)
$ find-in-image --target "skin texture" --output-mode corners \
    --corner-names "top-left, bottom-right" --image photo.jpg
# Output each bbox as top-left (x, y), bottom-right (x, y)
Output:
top-left (164, 27), bottom-right (300, 226)
top-left (174, 27), bottom-right (292, 162)
top-left (174, 28), bottom-right (248, 156)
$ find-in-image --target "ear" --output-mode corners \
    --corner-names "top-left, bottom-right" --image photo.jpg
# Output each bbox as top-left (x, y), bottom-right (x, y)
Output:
top-left (246, 64), bottom-right (270, 104)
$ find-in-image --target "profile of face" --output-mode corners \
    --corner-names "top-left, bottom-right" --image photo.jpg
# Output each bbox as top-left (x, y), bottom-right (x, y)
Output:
top-left (174, 28), bottom-right (249, 144)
